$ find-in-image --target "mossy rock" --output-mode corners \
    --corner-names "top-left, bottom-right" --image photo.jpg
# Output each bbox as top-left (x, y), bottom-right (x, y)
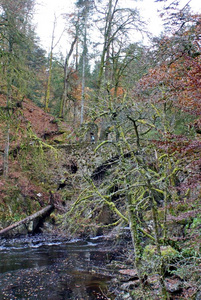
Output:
top-left (53, 134), bottom-right (67, 144)
top-left (143, 245), bottom-right (178, 262)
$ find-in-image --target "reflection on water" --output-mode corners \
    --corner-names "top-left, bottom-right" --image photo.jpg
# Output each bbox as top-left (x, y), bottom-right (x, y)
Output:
top-left (0, 235), bottom-right (115, 299)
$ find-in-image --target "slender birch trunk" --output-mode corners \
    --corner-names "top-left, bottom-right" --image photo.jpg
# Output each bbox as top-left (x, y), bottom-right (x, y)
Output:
top-left (59, 36), bottom-right (77, 119)
top-left (45, 17), bottom-right (56, 112)
top-left (80, 25), bottom-right (87, 124)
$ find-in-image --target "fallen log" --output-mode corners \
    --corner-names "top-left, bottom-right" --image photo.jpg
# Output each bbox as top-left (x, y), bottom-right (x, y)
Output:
top-left (0, 205), bottom-right (54, 237)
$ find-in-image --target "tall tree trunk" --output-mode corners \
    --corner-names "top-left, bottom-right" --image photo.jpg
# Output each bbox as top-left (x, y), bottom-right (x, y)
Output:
top-left (3, 125), bottom-right (10, 178)
top-left (80, 25), bottom-right (87, 124)
top-left (126, 192), bottom-right (146, 295)
top-left (45, 17), bottom-right (56, 113)
top-left (60, 57), bottom-right (68, 118)
top-left (45, 50), bottom-right (53, 112)
top-left (59, 36), bottom-right (77, 119)
top-left (97, 0), bottom-right (117, 93)
top-left (75, 22), bottom-right (79, 71)
top-left (149, 184), bottom-right (168, 299)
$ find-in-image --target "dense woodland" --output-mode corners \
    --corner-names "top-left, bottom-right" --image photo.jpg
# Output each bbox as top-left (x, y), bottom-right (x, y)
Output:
top-left (0, 0), bottom-right (201, 299)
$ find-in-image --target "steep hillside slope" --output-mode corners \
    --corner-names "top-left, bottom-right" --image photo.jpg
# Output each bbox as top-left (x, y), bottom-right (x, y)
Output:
top-left (0, 94), bottom-right (74, 228)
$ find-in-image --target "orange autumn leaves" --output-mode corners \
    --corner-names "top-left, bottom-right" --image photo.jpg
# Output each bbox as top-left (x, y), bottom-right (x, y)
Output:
top-left (136, 14), bottom-right (201, 116)
top-left (137, 56), bottom-right (201, 115)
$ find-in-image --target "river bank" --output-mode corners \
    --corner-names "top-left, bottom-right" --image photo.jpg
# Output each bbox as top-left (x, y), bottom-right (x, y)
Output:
top-left (0, 233), bottom-right (129, 299)
top-left (1, 232), bottom-right (199, 300)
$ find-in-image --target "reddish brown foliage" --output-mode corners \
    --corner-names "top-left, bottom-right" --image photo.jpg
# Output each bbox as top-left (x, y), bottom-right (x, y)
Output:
top-left (136, 14), bottom-right (201, 116)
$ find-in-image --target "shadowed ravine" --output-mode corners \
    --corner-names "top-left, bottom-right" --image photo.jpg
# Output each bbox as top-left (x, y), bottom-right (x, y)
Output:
top-left (0, 235), bottom-right (116, 299)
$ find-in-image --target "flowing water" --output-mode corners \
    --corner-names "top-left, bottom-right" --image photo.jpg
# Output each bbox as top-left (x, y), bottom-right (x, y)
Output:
top-left (0, 234), bottom-right (117, 299)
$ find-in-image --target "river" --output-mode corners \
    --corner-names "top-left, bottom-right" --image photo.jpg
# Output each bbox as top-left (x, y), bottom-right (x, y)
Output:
top-left (0, 234), bottom-right (118, 299)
